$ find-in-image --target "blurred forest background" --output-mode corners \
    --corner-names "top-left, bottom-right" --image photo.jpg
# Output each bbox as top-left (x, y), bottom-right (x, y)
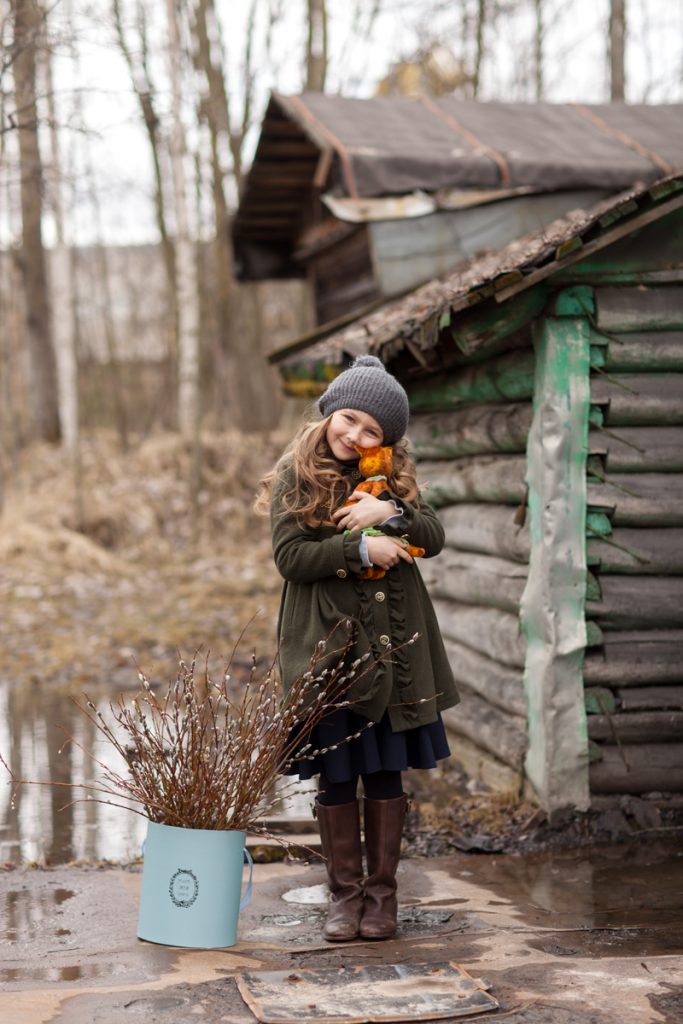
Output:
top-left (1, 0), bottom-right (683, 684)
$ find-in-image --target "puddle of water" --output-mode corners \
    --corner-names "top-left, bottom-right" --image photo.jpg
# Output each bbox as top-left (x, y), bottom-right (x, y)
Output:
top-left (0, 677), bottom-right (307, 864)
top-left (1, 963), bottom-right (112, 984)
top-left (3, 887), bottom-right (75, 942)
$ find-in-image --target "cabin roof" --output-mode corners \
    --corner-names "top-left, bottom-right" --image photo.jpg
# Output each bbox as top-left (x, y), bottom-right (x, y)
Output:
top-left (235, 94), bottom-right (683, 250)
top-left (269, 174), bottom-right (683, 379)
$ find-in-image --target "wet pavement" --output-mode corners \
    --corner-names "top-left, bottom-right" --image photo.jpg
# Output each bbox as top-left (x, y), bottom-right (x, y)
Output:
top-left (1, 841), bottom-right (681, 1024)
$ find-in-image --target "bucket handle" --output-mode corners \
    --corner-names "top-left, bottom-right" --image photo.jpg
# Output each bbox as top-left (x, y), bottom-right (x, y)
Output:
top-left (240, 847), bottom-right (254, 911)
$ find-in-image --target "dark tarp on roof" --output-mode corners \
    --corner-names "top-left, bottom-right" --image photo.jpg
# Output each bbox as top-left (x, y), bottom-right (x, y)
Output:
top-left (274, 94), bottom-right (683, 197)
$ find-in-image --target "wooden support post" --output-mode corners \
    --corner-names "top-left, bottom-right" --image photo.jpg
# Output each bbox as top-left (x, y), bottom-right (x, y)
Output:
top-left (520, 305), bottom-right (591, 812)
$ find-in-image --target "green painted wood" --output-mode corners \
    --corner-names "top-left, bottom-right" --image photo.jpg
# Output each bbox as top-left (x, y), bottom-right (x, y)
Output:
top-left (589, 406), bottom-right (604, 427)
top-left (419, 455), bottom-right (526, 507)
top-left (407, 350), bottom-right (535, 413)
top-left (555, 207), bottom-right (683, 280)
top-left (591, 374), bottom-right (683, 426)
top-left (520, 311), bottom-right (591, 811)
top-left (590, 331), bottom-right (683, 371)
top-left (589, 426), bottom-right (683, 472)
top-left (586, 511), bottom-right (613, 537)
top-left (450, 285), bottom-right (547, 358)
top-left (586, 621), bottom-right (604, 647)
top-left (410, 402), bottom-right (532, 459)
top-left (584, 687), bottom-right (617, 715)
top-left (588, 527), bottom-right (683, 574)
top-left (596, 285), bottom-right (683, 333)
top-left (586, 571), bottom-right (601, 601)
top-left (441, 503), bottom-right (531, 563)
top-left (551, 285), bottom-right (595, 317)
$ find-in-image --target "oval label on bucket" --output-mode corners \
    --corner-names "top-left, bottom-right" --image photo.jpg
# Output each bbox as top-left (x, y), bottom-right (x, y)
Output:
top-left (169, 868), bottom-right (199, 908)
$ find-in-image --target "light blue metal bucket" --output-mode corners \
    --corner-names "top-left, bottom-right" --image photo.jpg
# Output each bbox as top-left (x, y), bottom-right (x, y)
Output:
top-left (138, 820), bottom-right (253, 948)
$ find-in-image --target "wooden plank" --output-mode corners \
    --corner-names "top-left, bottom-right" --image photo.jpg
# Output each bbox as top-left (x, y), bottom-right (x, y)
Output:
top-left (407, 350), bottom-right (535, 413)
top-left (617, 686), bottom-right (683, 711)
top-left (432, 599), bottom-right (526, 668)
top-left (588, 473), bottom-right (683, 526)
top-left (410, 402), bottom-right (532, 459)
top-left (422, 548), bottom-right (527, 614)
top-left (441, 688), bottom-right (527, 770)
top-left (584, 687), bottom-right (617, 714)
top-left (419, 455), bottom-right (526, 508)
top-left (588, 711), bottom-right (683, 743)
top-left (583, 630), bottom-right (683, 686)
top-left (591, 374), bottom-right (683, 426)
top-left (588, 528), bottom-right (683, 574)
top-left (442, 637), bottom-right (526, 715)
top-left (591, 331), bottom-right (683, 371)
top-left (439, 724), bottom-right (521, 791)
top-left (450, 285), bottom-right (547, 359)
top-left (586, 576), bottom-right (683, 629)
top-left (589, 426), bottom-right (683, 472)
top-left (595, 285), bottom-right (683, 333)
top-left (441, 503), bottom-right (530, 563)
top-left (590, 743), bottom-right (683, 793)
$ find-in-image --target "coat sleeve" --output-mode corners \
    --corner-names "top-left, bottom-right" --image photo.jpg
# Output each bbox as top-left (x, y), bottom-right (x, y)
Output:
top-left (271, 467), bottom-right (365, 584)
top-left (380, 492), bottom-right (445, 557)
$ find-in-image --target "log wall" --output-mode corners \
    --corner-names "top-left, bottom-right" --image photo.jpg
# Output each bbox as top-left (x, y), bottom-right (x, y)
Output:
top-left (586, 283), bottom-right (683, 796)
top-left (409, 345), bottom-right (534, 780)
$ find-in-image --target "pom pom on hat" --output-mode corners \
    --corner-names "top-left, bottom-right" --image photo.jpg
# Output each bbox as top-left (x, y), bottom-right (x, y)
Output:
top-left (317, 354), bottom-right (409, 445)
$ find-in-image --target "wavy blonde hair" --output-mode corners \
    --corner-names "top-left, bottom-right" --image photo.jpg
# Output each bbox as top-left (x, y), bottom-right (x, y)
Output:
top-left (254, 415), bottom-right (420, 528)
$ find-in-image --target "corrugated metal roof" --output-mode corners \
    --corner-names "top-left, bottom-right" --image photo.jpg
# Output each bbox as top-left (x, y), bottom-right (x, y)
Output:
top-left (271, 175), bottom-right (683, 379)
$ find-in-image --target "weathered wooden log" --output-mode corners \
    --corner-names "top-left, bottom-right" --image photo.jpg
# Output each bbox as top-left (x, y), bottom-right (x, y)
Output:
top-left (407, 350), bottom-right (535, 413)
top-left (587, 528), bottom-right (683, 574)
top-left (442, 637), bottom-right (526, 716)
top-left (588, 474), bottom-right (683, 526)
top-left (617, 686), bottom-right (683, 711)
top-left (590, 743), bottom-right (683, 793)
top-left (595, 286), bottom-right (683, 333)
top-left (588, 711), bottom-right (683, 743)
top-left (591, 374), bottom-right (683, 426)
top-left (432, 599), bottom-right (526, 669)
top-left (410, 403), bottom-right (532, 459)
top-left (586, 576), bottom-right (683, 629)
top-left (583, 630), bottom-right (683, 686)
top-left (440, 503), bottom-right (530, 563)
top-left (420, 456), bottom-right (526, 508)
top-left (584, 687), bottom-right (617, 714)
top-left (589, 426), bottom-right (683, 472)
top-left (442, 690), bottom-right (527, 770)
top-left (421, 548), bottom-right (527, 614)
top-left (592, 330), bottom-right (683, 372)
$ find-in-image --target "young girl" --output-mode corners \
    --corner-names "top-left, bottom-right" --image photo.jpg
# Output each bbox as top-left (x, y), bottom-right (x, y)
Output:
top-left (256, 355), bottom-right (459, 942)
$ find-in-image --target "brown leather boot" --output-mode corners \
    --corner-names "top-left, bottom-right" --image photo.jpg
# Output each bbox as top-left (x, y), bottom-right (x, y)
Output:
top-left (360, 794), bottom-right (408, 940)
top-left (316, 799), bottom-right (364, 942)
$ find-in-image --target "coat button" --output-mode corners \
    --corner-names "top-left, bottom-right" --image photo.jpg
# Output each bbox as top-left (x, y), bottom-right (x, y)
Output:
top-left (336, 568), bottom-right (347, 579)
top-left (379, 634), bottom-right (390, 646)
top-left (374, 592), bottom-right (385, 602)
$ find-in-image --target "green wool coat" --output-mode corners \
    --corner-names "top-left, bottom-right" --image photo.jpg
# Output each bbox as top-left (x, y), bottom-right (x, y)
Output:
top-left (271, 459), bottom-right (460, 732)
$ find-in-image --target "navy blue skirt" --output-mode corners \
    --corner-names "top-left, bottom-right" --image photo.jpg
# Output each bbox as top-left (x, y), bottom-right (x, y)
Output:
top-left (284, 707), bottom-right (451, 783)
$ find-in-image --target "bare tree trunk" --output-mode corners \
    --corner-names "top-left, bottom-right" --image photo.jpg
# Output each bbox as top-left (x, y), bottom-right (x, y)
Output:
top-left (472, 0), bottom-right (487, 98)
top-left (305, 0), bottom-right (328, 92)
top-left (609, 0), bottom-right (626, 101)
top-left (166, 0), bottom-right (200, 438)
top-left (534, 0), bottom-right (544, 100)
top-left (12, 0), bottom-right (60, 442)
top-left (112, 0), bottom-right (177, 369)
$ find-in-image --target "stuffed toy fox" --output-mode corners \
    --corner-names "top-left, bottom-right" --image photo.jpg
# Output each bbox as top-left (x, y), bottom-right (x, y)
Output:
top-left (343, 445), bottom-right (424, 580)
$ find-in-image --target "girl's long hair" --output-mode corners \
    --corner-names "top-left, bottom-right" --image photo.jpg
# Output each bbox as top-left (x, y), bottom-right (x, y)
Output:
top-left (254, 414), bottom-right (420, 528)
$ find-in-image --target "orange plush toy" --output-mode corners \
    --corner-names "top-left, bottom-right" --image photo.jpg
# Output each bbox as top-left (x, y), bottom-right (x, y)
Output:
top-left (342, 445), bottom-right (425, 580)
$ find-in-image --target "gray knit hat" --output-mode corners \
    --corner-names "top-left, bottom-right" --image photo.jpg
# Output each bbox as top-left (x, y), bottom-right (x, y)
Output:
top-left (318, 355), bottom-right (409, 445)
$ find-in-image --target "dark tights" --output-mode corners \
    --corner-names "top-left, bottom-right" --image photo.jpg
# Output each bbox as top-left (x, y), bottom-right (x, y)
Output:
top-left (317, 770), bottom-right (403, 806)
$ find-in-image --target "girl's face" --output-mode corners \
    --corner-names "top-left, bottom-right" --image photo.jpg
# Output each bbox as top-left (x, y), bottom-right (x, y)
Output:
top-left (326, 408), bottom-right (384, 461)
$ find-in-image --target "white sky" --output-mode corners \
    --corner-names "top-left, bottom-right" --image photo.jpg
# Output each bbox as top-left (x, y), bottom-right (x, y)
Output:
top-left (3, 0), bottom-right (683, 246)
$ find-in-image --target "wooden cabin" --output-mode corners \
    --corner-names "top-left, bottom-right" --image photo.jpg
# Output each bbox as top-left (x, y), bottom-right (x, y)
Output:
top-left (234, 94), bottom-right (683, 337)
top-left (268, 177), bottom-right (683, 814)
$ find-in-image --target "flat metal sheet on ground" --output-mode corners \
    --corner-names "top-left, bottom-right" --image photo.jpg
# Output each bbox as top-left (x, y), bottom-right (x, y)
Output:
top-left (236, 961), bottom-right (498, 1023)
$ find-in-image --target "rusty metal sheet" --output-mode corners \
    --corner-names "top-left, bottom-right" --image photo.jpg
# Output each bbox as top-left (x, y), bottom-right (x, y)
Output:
top-left (236, 961), bottom-right (498, 1023)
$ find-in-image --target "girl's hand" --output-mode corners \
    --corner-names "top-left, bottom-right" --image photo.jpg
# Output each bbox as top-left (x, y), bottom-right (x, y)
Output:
top-left (366, 535), bottom-right (414, 570)
top-left (332, 491), bottom-right (390, 531)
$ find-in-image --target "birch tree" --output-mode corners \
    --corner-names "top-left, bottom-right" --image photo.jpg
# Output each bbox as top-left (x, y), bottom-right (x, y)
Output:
top-left (165, 0), bottom-right (200, 438)
top-left (305, 0), bottom-right (328, 91)
top-left (12, 0), bottom-right (60, 442)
